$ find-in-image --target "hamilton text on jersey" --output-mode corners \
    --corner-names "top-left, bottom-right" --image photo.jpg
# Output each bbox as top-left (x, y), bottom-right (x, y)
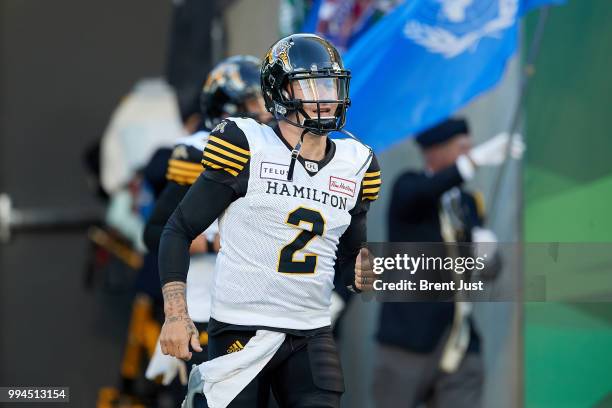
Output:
top-left (265, 180), bottom-right (348, 210)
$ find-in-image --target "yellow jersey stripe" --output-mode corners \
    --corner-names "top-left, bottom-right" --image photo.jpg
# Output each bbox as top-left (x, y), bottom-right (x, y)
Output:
top-left (202, 160), bottom-right (239, 176)
top-left (168, 159), bottom-right (202, 171)
top-left (365, 170), bottom-right (381, 177)
top-left (362, 195), bottom-right (379, 201)
top-left (167, 174), bottom-right (198, 185)
top-left (363, 187), bottom-right (381, 194)
top-left (203, 151), bottom-right (244, 170)
top-left (209, 136), bottom-right (250, 156)
top-left (205, 143), bottom-right (249, 163)
top-left (362, 178), bottom-right (381, 186)
top-left (167, 167), bottom-right (202, 178)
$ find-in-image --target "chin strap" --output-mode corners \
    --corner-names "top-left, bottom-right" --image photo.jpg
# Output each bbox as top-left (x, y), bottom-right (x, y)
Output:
top-left (287, 129), bottom-right (309, 182)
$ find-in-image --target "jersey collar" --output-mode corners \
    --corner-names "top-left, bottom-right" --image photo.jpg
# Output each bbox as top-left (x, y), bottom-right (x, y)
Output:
top-left (272, 125), bottom-right (336, 176)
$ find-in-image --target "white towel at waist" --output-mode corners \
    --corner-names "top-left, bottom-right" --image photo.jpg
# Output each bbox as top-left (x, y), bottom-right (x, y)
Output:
top-left (145, 340), bottom-right (187, 385)
top-left (200, 330), bottom-right (285, 408)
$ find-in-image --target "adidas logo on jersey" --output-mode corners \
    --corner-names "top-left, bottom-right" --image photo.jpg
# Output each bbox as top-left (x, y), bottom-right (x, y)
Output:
top-left (226, 340), bottom-right (245, 354)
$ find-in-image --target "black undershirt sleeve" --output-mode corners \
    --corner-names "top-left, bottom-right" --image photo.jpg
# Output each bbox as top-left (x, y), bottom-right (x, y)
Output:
top-left (143, 181), bottom-right (190, 252)
top-left (334, 152), bottom-right (380, 293)
top-left (158, 175), bottom-right (237, 285)
top-left (335, 210), bottom-right (367, 294)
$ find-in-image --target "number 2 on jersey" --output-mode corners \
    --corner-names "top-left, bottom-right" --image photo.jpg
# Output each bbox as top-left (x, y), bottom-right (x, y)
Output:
top-left (278, 207), bottom-right (325, 274)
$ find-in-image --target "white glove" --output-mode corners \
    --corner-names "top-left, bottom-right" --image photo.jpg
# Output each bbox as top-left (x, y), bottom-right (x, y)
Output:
top-left (471, 226), bottom-right (498, 260)
top-left (145, 340), bottom-right (188, 385)
top-left (469, 132), bottom-right (525, 167)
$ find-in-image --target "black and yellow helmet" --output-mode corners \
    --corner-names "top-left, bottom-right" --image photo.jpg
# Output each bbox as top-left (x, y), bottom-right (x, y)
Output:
top-left (261, 34), bottom-right (351, 135)
top-left (200, 55), bottom-right (262, 129)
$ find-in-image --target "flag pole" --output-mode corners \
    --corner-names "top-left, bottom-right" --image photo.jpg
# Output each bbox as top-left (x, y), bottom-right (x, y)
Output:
top-left (486, 8), bottom-right (551, 408)
top-left (488, 6), bottom-right (551, 225)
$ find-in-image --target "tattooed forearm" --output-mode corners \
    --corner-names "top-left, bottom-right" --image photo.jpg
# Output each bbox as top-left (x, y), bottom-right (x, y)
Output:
top-left (162, 282), bottom-right (188, 316)
top-left (185, 321), bottom-right (197, 336)
top-left (166, 315), bottom-right (189, 322)
top-left (165, 314), bottom-right (197, 335)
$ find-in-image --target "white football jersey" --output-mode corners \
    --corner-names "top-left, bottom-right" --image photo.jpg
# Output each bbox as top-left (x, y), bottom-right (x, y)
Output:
top-left (201, 118), bottom-right (380, 330)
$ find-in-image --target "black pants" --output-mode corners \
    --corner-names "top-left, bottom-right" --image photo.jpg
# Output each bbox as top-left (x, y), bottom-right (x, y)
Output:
top-left (208, 329), bottom-right (344, 408)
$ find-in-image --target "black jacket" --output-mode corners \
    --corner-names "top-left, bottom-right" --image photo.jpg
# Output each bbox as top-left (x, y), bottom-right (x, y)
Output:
top-left (377, 163), bottom-right (482, 353)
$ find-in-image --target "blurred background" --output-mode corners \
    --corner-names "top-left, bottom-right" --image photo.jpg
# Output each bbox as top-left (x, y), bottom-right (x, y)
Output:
top-left (0, 0), bottom-right (610, 407)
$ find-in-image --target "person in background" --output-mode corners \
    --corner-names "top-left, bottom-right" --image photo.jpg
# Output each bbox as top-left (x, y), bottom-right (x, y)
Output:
top-left (374, 118), bottom-right (524, 408)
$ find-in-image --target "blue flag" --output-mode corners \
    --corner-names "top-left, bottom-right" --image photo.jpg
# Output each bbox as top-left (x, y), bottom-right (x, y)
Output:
top-left (340, 0), bottom-right (563, 152)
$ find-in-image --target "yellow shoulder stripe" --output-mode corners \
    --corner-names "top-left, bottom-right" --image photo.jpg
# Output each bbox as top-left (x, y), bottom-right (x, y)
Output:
top-left (362, 178), bottom-right (381, 186)
top-left (203, 151), bottom-right (244, 170)
top-left (209, 136), bottom-right (250, 156)
top-left (205, 143), bottom-right (249, 163)
top-left (365, 170), bottom-right (381, 177)
top-left (167, 173), bottom-right (198, 185)
top-left (168, 159), bottom-right (202, 171)
top-left (167, 167), bottom-right (202, 178)
top-left (363, 187), bottom-right (381, 194)
top-left (202, 160), bottom-right (239, 176)
top-left (362, 195), bottom-right (379, 201)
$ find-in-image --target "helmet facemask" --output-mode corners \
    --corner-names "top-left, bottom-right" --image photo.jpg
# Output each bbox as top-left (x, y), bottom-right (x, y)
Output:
top-left (277, 70), bottom-right (350, 135)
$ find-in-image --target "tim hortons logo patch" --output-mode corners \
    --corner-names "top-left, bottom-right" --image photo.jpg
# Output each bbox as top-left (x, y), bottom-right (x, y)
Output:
top-left (329, 176), bottom-right (356, 197)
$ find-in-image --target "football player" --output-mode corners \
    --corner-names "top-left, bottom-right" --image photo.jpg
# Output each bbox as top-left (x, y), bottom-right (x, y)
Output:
top-left (158, 34), bottom-right (380, 408)
top-left (142, 55), bottom-right (271, 405)
top-left (144, 54), bottom-right (271, 252)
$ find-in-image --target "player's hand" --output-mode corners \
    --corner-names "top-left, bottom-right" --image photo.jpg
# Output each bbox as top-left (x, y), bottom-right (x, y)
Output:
top-left (189, 235), bottom-right (208, 254)
top-left (212, 233), bottom-right (221, 253)
top-left (355, 247), bottom-right (375, 291)
top-left (159, 314), bottom-right (202, 361)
